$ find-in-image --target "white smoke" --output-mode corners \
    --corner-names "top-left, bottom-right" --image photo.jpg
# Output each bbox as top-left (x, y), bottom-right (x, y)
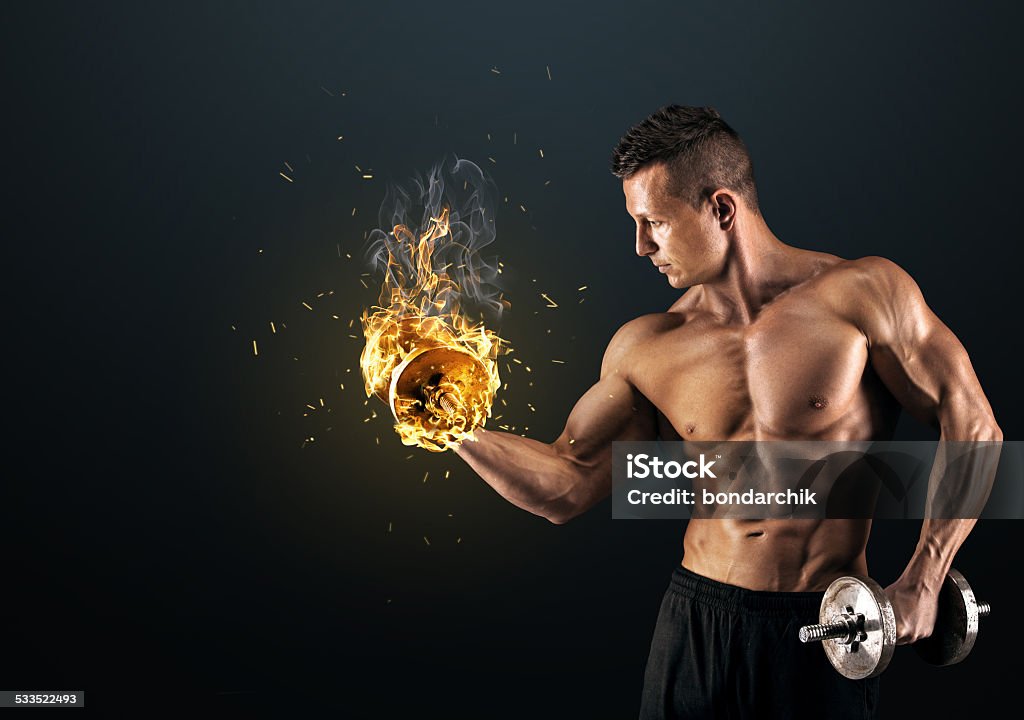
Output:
top-left (365, 155), bottom-right (504, 321)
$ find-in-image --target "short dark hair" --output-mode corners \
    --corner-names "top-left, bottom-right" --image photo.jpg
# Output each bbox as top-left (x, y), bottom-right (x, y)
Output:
top-left (611, 105), bottom-right (759, 213)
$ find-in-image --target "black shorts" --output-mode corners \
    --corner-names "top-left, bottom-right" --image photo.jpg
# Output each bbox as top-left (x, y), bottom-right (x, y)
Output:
top-left (640, 565), bottom-right (879, 720)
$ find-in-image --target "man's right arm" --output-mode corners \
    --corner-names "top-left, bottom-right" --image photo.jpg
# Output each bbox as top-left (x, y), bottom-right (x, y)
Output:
top-left (454, 318), bottom-right (659, 524)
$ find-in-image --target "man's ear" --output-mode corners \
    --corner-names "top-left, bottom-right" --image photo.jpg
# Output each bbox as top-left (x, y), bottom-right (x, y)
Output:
top-left (711, 190), bottom-right (737, 230)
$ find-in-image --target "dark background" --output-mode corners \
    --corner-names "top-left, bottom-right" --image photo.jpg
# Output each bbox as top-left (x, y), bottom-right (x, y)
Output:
top-left (4, 1), bottom-right (1022, 716)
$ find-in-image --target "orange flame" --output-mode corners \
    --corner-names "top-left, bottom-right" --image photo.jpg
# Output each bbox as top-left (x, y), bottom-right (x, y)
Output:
top-left (360, 207), bottom-right (503, 451)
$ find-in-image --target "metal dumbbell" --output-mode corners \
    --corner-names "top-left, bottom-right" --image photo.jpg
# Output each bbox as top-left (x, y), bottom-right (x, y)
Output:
top-left (798, 575), bottom-right (897, 679)
top-left (387, 345), bottom-right (493, 451)
top-left (798, 569), bottom-right (990, 679)
top-left (913, 569), bottom-right (991, 666)
top-left (389, 346), bottom-right (487, 421)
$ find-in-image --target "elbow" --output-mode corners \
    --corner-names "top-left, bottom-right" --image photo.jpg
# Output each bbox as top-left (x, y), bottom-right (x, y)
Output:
top-left (987, 422), bottom-right (1004, 443)
top-left (542, 485), bottom-right (591, 525)
top-left (541, 455), bottom-right (606, 525)
top-left (948, 424), bottom-right (1003, 443)
top-left (941, 406), bottom-right (1003, 442)
top-left (970, 417), bottom-right (1003, 442)
top-left (543, 500), bottom-right (582, 525)
top-left (545, 509), bottom-right (578, 525)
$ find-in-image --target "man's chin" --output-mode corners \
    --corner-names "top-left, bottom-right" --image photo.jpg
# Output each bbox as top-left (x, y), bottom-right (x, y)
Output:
top-left (666, 273), bottom-right (688, 289)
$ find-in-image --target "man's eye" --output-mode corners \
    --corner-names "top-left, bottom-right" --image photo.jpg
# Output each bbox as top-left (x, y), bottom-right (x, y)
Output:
top-left (648, 220), bottom-right (661, 227)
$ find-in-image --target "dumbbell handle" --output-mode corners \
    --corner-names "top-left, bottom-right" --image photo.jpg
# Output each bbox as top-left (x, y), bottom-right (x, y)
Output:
top-left (800, 599), bottom-right (990, 644)
top-left (799, 621), bottom-right (854, 643)
top-left (437, 392), bottom-right (461, 416)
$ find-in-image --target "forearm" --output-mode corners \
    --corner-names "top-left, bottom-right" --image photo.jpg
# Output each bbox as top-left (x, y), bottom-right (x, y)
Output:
top-left (898, 518), bottom-right (976, 592)
top-left (452, 334), bottom-right (654, 524)
top-left (900, 421), bottom-right (1002, 589)
top-left (454, 428), bottom-right (607, 524)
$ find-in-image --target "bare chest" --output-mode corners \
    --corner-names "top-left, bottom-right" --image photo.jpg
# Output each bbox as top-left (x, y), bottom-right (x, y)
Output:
top-left (629, 303), bottom-right (894, 440)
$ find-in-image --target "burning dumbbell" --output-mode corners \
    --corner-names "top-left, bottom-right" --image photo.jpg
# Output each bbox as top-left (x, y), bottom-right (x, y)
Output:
top-left (798, 569), bottom-right (990, 679)
top-left (360, 202), bottom-right (505, 452)
top-left (362, 306), bottom-right (502, 452)
top-left (387, 345), bottom-right (495, 452)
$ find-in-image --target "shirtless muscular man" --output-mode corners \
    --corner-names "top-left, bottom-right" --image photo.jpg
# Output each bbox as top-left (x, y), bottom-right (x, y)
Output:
top-left (454, 105), bottom-right (1002, 719)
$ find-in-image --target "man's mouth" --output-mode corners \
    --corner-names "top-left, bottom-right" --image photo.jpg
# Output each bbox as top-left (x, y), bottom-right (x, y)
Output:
top-left (655, 263), bottom-right (670, 274)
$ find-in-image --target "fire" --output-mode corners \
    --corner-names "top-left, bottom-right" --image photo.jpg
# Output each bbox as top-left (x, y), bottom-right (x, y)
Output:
top-left (360, 207), bottom-right (503, 452)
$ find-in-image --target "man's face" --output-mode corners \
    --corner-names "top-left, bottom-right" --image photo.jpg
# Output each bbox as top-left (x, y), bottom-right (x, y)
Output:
top-left (622, 163), bottom-right (728, 289)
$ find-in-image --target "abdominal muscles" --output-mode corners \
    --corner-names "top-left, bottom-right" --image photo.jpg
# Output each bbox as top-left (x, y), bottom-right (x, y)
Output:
top-left (682, 518), bottom-right (871, 591)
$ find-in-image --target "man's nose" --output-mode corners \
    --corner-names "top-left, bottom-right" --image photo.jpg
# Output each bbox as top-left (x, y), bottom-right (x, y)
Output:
top-left (635, 226), bottom-right (657, 257)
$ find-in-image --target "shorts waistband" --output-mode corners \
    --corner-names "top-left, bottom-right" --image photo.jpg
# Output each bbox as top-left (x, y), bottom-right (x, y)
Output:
top-left (669, 564), bottom-right (824, 615)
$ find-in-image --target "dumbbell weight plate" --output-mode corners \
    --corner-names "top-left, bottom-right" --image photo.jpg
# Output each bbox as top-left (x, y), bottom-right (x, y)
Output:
top-left (913, 568), bottom-right (980, 666)
top-left (388, 346), bottom-right (490, 424)
top-left (820, 576), bottom-right (897, 680)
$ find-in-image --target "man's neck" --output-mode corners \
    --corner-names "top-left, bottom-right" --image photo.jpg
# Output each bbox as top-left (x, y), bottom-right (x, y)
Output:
top-left (694, 215), bottom-right (805, 325)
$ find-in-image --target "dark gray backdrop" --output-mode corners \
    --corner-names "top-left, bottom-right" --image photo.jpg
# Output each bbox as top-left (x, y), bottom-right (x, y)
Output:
top-left (4, 1), bottom-right (1021, 716)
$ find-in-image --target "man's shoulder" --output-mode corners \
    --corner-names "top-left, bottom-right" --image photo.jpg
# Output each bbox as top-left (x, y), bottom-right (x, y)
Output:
top-left (814, 255), bottom-right (920, 302)
top-left (611, 312), bottom-right (683, 344)
top-left (603, 312), bottom-right (682, 365)
top-left (813, 255), bottom-right (929, 341)
top-left (817, 254), bottom-right (912, 282)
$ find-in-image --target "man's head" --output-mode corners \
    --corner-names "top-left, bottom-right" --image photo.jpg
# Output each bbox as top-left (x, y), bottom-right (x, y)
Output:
top-left (611, 105), bottom-right (759, 288)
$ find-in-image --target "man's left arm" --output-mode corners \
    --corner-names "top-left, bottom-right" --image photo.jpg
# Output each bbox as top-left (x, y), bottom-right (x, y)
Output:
top-left (849, 256), bottom-right (1003, 644)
